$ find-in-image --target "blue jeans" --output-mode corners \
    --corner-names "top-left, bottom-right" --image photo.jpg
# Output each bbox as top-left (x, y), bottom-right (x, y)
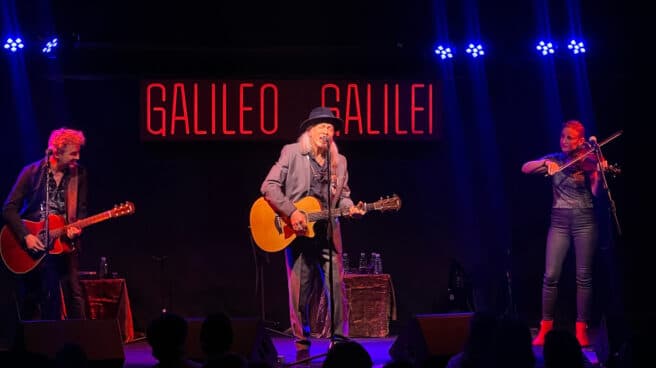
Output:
top-left (542, 208), bottom-right (597, 322)
top-left (16, 252), bottom-right (85, 320)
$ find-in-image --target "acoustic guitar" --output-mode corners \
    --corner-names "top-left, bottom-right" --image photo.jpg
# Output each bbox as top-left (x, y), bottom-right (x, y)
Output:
top-left (249, 195), bottom-right (401, 253)
top-left (0, 201), bottom-right (135, 274)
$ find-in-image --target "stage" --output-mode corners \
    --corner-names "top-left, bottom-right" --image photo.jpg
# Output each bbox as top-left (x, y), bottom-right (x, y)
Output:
top-left (0, 326), bottom-right (604, 367)
top-left (122, 334), bottom-right (600, 368)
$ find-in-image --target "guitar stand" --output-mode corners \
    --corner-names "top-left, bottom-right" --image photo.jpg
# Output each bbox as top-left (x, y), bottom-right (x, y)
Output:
top-left (249, 229), bottom-right (293, 338)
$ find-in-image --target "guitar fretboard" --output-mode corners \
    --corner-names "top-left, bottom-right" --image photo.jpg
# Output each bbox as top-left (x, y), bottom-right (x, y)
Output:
top-left (306, 202), bottom-right (379, 222)
top-left (49, 210), bottom-right (116, 238)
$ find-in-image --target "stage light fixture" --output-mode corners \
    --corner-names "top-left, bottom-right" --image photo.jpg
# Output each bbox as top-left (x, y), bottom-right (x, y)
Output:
top-left (465, 43), bottom-right (485, 58)
top-left (42, 37), bottom-right (59, 54)
top-left (434, 45), bottom-right (454, 60)
top-left (567, 39), bottom-right (586, 54)
top-left (536, 41), bottom-right (555, 56)
top-left (3, 37), bottom-right (25, 52)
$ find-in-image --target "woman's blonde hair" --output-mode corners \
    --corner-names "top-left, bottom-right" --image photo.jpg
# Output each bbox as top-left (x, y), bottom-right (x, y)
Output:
top-left (562, 120), bottom-right (585, 138)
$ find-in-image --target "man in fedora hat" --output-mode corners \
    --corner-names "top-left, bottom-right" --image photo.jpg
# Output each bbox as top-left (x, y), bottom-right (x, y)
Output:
top-left (261, 106), bottom-right (366, 356)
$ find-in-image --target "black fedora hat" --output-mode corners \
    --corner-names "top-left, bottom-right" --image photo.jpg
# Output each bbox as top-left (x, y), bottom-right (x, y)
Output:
top-left (299, 106), bottom-right (344, 132)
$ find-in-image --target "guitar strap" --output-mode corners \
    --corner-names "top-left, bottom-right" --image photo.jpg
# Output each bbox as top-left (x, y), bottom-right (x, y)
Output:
top-left (67, 167), bottom-right (79, 223)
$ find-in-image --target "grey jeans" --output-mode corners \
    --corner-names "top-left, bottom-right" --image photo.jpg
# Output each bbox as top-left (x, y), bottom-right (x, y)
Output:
top-left (542, 208), bottom-right (598, 322)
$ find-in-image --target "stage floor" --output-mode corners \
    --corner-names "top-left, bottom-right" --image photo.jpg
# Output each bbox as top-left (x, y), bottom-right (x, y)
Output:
top-left (123, 334), bottom-right (600, 368)
top-left (124, 336), bottom-right (396, 367)
top-left (0, 327), bottom-right (602, 367)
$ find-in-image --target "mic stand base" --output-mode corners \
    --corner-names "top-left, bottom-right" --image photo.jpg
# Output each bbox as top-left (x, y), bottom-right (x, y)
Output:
top-left (263, 326), bottom-right (294, 338)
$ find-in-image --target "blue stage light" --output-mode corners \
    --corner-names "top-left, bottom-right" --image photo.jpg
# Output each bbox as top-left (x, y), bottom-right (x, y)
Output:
top-left (3, 38), bottom-right (25, 52)
top-left (567, 39), bottom-right (586, 54)
top-left (465, 43), bottom-right (485, 58)
top-left (536, 41), bottom-right (555, 56)
top-left (434, 45), bottom-right (454, 60)
top-left (42, 37), bottom-right (59, 54)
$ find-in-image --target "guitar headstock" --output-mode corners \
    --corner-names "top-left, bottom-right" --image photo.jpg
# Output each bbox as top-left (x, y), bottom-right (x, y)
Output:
top-left (373, 194), bottom-right (402, 212)
top-left (110, 201), bottom-right (136, 218)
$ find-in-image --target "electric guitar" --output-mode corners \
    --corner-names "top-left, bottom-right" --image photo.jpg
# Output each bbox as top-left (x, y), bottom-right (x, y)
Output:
top-left (0, 201), bottom-right (135, 274)
top-left (249, 195), bottom-right (401, 253)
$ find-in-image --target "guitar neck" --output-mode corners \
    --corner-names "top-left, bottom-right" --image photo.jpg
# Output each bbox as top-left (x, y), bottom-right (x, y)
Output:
top-left (307, 202), bottom-right (378, 222)
top-left (50, 210), bottom-right (114, 238)
top-left (68, 211), bottom-right (114, 230)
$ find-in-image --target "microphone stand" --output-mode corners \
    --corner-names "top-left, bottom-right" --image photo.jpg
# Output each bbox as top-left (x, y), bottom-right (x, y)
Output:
top-left (151, 255), bottom-right (170, 313)
top-left (591, 140), bottom-right (622, 236)
top-left (504, 246), bottom-right (517, 318)
top-left (43, 150), bottom-right (52, 254)
top-left (291, 137), bottom-right (337, 366)
top-left (590, 133), bottom-right (625, 366)
top-left (325, 137), bottom-right (336, 345)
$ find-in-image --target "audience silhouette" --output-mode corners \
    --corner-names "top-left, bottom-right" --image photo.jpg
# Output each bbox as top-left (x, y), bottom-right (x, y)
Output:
top-left (200, 312), bottom-right (247, 368)
top-left (543, 329), bottom-right (585, 368)
top-left (146, 312), bottom-right (201, 368)
top-left (322, 340), bottom-right (372, 368)
top-left (446, 311), bottom-right (498, 368)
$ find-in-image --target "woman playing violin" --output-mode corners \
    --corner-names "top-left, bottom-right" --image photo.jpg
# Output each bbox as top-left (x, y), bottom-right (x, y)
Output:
top-left (521, 120), bottom-right (605, 348)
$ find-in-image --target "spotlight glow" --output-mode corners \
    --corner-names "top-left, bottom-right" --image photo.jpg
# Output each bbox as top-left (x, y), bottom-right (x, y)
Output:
top-left (536, 41), bottom-right (555, 56)
top-left (3, 38), bottom-right (25, 52)
top-left (42, 37), bottom-right (59, 54)
top-left (434, 45), bottom-right (453, 60)
top-left (567, 39), bottom-right (586, 54)
top-left (465, 43), bottom-right (485, 58)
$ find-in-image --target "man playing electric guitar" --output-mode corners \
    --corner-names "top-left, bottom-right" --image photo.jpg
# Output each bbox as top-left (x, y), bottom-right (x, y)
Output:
top-left (260, 107), bottom-right (366, 359)
top-left (2, 127), bottom-right (88, 320)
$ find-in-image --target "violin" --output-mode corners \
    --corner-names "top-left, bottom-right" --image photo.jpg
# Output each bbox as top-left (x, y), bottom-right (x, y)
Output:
top-left (553, 142), bottom-right (621, 177)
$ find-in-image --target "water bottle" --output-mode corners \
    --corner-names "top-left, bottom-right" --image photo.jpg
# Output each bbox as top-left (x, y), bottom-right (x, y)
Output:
top-left (342, 252), bottom-right (350, 274)
top-left (378, 253), bottom-right (383, 274)
top-left (99, 256), bottom-right (109, 279)
top-left (358, 252), bottom-right (368, 274)
top-left (373, 253), bottom-right (383, 274)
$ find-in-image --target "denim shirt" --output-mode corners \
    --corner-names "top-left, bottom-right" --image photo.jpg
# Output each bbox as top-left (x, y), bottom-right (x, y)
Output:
top-left (542, 152), bottom-right (594, 209)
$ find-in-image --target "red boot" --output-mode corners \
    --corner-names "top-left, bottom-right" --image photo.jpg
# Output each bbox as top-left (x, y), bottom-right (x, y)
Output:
top-left (576, 321), bottom-right (590, 347)
top-left (532, 320), bottom-right (553, 346)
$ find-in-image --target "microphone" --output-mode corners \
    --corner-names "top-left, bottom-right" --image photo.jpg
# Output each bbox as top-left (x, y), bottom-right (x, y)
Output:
top-left (321, 135), bottom-right (331, 145)
top-left (588, 136), bottom-right (598, 146)
top-left (45, 148), bottom-right (54, 156)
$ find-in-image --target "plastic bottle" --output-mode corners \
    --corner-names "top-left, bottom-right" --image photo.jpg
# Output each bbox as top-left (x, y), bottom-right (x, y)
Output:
top-left (358, 252), bottom-right (368, 274)
top-left (373, 253), bottom-right (383, 274)
top-left (342, 252), bottom-right (350, 274)
top-left (99, 256), bottom-right (109, 279)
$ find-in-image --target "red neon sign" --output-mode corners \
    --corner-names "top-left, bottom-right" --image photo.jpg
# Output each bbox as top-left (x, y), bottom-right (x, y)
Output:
top-left (141, 80), bottom-right (442, 141)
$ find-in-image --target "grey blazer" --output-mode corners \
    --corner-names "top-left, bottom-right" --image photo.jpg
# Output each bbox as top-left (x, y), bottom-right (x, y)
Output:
top-left (261, 142), bottom-right (354, 253)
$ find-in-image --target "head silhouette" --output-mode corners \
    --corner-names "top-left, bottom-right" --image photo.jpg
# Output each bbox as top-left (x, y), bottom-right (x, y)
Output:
top-left (322, 341), bottom-right (372, 368)
top-left (146, 312), bottom-right (188, 362)
top-left (543, 329), bottom-right (584, 368)
top-left (201, 312), bottom-right (234, 357)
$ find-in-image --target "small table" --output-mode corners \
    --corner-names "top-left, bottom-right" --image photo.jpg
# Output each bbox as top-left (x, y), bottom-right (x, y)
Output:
top-left (79, 278), bottom-right (135, 343)
top-left (344, 273), bottom-right (396, 337)
top-left (310, 273), bottom-right (396, 338)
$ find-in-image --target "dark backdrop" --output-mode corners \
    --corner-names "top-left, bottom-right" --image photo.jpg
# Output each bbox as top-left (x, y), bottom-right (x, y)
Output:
top-left (1, 0), bottom-right (635, 342)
